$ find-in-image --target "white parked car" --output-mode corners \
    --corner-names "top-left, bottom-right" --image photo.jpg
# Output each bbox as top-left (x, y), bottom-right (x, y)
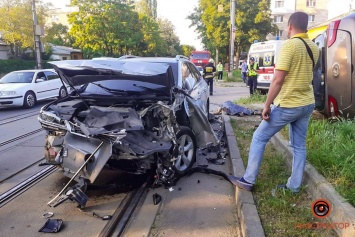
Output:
top-left (0, 69), bottom-right (68, 108)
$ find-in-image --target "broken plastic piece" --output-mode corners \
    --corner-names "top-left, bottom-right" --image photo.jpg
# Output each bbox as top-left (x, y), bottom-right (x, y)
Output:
top-left (92, 212), bottom-right (112, 220)
top-left (168, 187), bottom-right (174, 192)
top-left (38, 219), bottom-right (63, 233)
top-left (42, 212), bottom-right (54, 219)
top-left (197, 164), bottom-right (208, 168)
top-left (206, 158), bottom-right (225, 165)
top-left (153, 193), bottom-right (162, 205)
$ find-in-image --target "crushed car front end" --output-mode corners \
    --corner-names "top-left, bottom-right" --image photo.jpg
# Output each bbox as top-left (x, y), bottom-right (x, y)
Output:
top-left (38, 59), bottom-right (219, 207)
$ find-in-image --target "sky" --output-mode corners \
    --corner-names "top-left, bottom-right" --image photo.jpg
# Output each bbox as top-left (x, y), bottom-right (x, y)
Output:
top-left (46, 0), bottom-right (203, 50)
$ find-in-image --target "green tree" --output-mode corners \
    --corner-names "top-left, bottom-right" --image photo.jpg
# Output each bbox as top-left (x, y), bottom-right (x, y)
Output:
top-left (157, 18), bottom-right (181, 56)
top-left (0, 0), bottom-right (49, 58)
top-left (43, 23), bottom-right (72, 46)
top-left (188, 0), bottom-right (276, 61)
top-left (68, 0), bottom-right (143, 58)
top-left (181, 44), bottom-right (195, 57)
top-left (135, 0), bottom-right (157, 20)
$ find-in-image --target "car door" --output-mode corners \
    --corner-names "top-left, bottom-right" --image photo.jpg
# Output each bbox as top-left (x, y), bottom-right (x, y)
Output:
top-left (187, 62), bottom-right (208, 111)
top-left (33, 71), bottom-right (49, 100)
top-left (43, 71), bottom-right (61, 99)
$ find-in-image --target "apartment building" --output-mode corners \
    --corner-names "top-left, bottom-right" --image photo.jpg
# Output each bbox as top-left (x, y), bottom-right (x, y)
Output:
top-left (270, 0), bottom-right (329, 40)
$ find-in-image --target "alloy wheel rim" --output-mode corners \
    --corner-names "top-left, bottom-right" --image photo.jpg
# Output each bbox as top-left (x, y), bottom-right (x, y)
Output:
top-left (27, 94), bottom-right (35, 107)
top-left (174, 134), bottom-right (194, 171)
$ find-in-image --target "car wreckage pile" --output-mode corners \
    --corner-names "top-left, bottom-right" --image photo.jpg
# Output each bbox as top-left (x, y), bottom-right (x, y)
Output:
top-left (38, 59), bottom-right (222, 208)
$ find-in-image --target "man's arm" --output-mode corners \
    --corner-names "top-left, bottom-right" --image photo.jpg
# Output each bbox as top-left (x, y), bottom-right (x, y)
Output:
top-left (262, 69), bottom-right (287, 120)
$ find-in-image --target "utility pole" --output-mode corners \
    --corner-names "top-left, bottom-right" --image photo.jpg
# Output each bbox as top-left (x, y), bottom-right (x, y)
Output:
top-left (228, 0), bottom-right (236, 78)
top-left (32, 0), bottom-right (42, 69)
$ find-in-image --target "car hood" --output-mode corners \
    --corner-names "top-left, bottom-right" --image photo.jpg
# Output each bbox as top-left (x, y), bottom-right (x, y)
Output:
top-left (0, 83), bottom-right (29, 91)
top-left (49, 59), bottom-right (174, 88)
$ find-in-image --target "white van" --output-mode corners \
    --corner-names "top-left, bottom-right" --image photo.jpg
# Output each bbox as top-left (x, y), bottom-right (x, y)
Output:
top-left (247, 40), bottom-right (285, 93)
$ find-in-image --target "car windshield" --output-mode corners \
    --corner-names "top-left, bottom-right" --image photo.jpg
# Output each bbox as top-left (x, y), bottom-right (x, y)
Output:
top-left (191, 53), bottom-right (210, 59)
top-left (0, 72), bottom-right (35, 84)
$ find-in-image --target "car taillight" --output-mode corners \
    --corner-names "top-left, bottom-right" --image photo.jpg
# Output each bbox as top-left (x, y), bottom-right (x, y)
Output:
top-left (327, 20), bottom-right (341, 47)
top-left (328, 96), bottom-right (339, 117)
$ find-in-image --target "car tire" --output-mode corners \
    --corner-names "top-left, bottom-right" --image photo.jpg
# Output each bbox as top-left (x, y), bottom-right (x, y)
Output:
top-left (172, 126), bottom-right (197, 176)
top-left (59, 86), bottom-right (68, 98)
top-left (23, 91), bottom-right (36, 108)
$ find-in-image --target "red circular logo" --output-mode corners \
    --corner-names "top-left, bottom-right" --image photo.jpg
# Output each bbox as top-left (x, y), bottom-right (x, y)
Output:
top-left (312, 199), bottom-right (331, 219)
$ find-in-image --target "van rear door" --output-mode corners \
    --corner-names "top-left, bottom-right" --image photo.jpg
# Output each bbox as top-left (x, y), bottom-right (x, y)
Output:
top-left (327, 30), bottom-right (352, 111)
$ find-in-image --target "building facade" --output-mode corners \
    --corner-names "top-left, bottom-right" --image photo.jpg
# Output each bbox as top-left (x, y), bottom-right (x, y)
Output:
top-left (270, 0), bottom-right (329, 40)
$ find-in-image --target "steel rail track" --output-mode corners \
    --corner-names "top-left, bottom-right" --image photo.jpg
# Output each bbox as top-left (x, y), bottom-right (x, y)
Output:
top-left (99, 178), bottom-right (152, 237)
top-left (0, 165), bottom-right (57, 207)
top-left (0, 111), bottom-right (39, 126)
top-left (0, 128), bottom-right (44, 147)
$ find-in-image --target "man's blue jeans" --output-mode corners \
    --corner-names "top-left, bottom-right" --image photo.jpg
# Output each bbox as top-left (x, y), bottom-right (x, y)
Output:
top-left (243, 103), bottom-right (314, 192)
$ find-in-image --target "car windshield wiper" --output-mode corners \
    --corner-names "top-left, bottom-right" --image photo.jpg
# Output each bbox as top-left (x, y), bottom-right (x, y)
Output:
top-left (91, 82), bottom-right (128, 94)
top-left (132, 84), bottom-right (166, 94)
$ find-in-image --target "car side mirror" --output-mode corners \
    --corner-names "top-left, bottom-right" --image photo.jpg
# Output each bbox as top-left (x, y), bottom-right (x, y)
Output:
top-left (36, 78), bottom-right (45, 83)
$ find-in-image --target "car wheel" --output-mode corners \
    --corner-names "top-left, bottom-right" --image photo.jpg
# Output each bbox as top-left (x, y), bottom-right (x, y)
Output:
top-left (172, 126), bottom-right (197, 175)
top-left (23, 91), bottom-right (36, 108)
top-left (59, 86), bottom-right (68, 98)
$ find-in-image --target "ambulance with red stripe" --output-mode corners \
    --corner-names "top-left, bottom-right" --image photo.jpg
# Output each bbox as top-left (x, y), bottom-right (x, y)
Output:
top-left (247, 40), bottom-right (285, 93)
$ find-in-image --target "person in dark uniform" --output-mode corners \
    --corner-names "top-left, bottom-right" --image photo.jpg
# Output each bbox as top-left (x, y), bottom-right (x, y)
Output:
top-left (203, 58), bottom-right (216, 95)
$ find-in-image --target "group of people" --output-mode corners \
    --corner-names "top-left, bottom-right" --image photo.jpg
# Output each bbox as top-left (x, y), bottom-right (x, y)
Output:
top-left (202, 56), bottom-right (260, 96)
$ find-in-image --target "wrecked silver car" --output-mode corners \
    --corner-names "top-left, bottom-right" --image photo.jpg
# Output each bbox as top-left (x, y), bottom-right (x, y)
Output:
top-left (38, 57), bottom-right (219, 207)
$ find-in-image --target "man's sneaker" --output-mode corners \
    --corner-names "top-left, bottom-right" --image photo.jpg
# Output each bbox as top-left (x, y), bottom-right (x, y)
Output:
top-left (229, 176), bottom-right (253, 191)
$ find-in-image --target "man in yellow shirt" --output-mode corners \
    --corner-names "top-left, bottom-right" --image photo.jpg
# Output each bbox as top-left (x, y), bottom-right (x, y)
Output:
top-left (232, 12), bottom-right (319, 193)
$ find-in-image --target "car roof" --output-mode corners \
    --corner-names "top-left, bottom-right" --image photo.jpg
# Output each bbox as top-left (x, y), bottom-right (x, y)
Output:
top-left (120, 57), bottom-right (188, 64)
top-left (11, 69), bottom-right (54, 73)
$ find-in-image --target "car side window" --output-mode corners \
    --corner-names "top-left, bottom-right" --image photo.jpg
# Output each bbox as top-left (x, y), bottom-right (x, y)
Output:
top-left (187, 62), bottom-right (201, 82)
top-left (36, 72), bottom-right (46, 80)
top-left (181, 62), bottom-right (197, 90)
top-left (44, 71), bottom-right (59, 80)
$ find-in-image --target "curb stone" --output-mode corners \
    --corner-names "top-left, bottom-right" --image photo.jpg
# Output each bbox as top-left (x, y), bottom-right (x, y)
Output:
top-left (223, 115), bottom-right (265, 237)
top-left (271, 133), bottom-right (355, 237)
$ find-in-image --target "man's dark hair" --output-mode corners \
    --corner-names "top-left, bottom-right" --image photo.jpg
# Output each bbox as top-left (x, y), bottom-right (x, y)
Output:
top-left (288, 12), bottom-right (308, 32)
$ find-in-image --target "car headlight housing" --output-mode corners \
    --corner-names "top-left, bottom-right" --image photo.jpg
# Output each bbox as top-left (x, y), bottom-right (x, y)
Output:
top-left (0, 91), bottom-right (17, 97)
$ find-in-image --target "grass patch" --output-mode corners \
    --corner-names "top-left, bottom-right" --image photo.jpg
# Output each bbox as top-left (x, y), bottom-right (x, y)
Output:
top-left (230, 118), bottom-right (337, 237)
top-left (307, 119), bottom-right (355, 205)
top-left (223, 69), bottom-right (243, 82)
top-left (234, 91), bottom-right (267, 105)
top-left (278, 118), bottom-right (355, 206)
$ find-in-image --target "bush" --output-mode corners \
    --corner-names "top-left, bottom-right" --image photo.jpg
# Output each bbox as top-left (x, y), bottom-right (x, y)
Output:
top-left (0, 60), bottom-right (53, 75)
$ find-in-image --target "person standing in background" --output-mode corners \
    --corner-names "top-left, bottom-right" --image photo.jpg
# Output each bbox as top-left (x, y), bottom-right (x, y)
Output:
top-left (241, 59), bottom-right (248, 85)
top-left (203, 58), bottom-right (216, 95)
top-left (247, 57), bottom-right (259, 95)
top-left (217, 61), bottom-right (223, 80)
